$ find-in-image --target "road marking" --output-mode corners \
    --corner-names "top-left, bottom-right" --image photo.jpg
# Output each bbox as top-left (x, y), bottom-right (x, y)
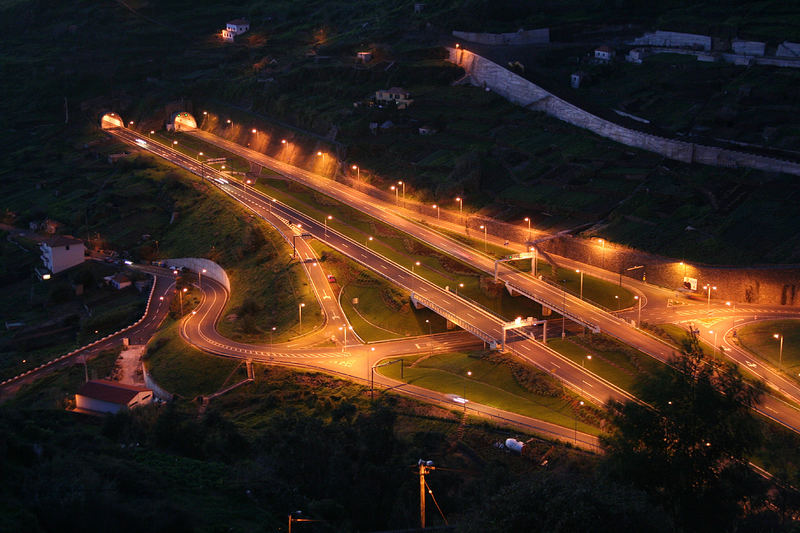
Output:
top-left (582, 380), bottom-right (594, 387)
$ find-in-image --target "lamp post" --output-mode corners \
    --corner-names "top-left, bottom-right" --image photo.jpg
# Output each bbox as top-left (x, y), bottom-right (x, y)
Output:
top-left (598, 239), bottom-right (605, 269)
top-left (324, 215), bottom-right (332, 237)
top-left (576, 269), bottom-right (584, 300)
top-left (270, 326), bottom-right (276, 346)
top-left (463, 370), bottom-right (472, 411)
top-left (561, 279), bottom-right (567, 339)
top-left (149, 129), bottom-right (155, 138)
top-left (173, 140), bottom-right (178, 147)
top-left (179, 287), bottom-right (188, 315)
top-left (582, 354), bottom-right (592, 368)
top-left (634, 295), bottom-right (641, 327)
top-left (456, 197), bottom-right (463, 223)
top-left (352, 164), bottom-right (360, 180)
top-left (199, 268), bottom-right (207, 289)
top-left (317, 151), bottom-right (326, 164)
top-left (390, 185), bottom-right (398, 204)
top-left (456, 282), bottom-right (464, 295)
top-left (432, 204), bottom-right (439, 221)
top-left (574, 400), bottom-right (584, 444)
top-left (615, 295), bottom-right (620, 311)
top-left (398, 180), bottom-right (405, 206)
top-left (479, 224), bottom-right (487, 252)
top-left (366, 236), bottom-right (373, 248)
top-left (703, 284), bottom-right (717, 315)
top-left (226, 118), bottom-right (232, 127)
top-left (412, 261), bottom-right (420, 273)
top-left (774, 333), bottom-right (784, 371)
top-left (339, 325), bottom-right (352, 352)
top-left (524, 217), bottom-right (531, 242)
top-left (298, 302), bottom-right (305, 332)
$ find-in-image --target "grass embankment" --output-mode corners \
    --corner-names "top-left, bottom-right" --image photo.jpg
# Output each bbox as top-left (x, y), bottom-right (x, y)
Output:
top-left (376, 350), bottom-right (601, 435)
top-left (737, 320), bottom-right (800, 382)
top-left (144, 320), bottom-right (244, 399)
top-left (309, 242), bottom-right (449, 341)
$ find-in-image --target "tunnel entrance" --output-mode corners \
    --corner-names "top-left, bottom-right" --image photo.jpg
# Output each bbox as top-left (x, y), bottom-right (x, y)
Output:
top-left (100, 112), bottom-right (124, 129)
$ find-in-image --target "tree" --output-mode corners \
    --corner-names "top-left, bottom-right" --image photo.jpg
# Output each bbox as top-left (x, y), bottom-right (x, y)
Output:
top-left (601, 330), bottom-right (767, 532)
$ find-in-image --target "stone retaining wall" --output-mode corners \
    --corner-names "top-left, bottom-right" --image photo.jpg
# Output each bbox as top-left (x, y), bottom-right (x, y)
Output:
top-left (167, 257), bottom-right (230, 292)
top-left (452, 28), bottom-right (549, 46)
top-left (447, 47), bottom-right (800, 176)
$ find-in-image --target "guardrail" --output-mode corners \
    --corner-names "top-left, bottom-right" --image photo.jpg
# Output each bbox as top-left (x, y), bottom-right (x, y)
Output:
top-left (410, 292), bottom-right (496, 345)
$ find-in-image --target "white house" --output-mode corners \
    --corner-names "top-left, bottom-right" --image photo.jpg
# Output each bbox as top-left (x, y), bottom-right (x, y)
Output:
top-left (222, 18), bottom-right (249, 42)
top-left (75, 380), bottom-right (153, 414)
top-left (40, 235), bottom-right (85, 275)
top-left (594, 45), bottom-right (615, 62)
top-left (375, 87), bottom-right (413, 109)
top-left (104, 273), bottom-right (132, 290)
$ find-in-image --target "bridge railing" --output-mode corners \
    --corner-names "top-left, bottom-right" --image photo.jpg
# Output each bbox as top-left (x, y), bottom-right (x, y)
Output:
top-left (410, 292), bottom-right (497, 345)
top-left (505, 282), bottom-right (600, 333)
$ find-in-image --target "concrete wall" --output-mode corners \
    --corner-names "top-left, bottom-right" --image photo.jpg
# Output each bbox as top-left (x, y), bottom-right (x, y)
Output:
top-left (452, 28), bottom-right (549, 45)
top-left (631, 30), bottom-right (712, 51)
top-left (777, 42), bottom-right (800, 58)
top-left (167, 258), bottom-right (230, 292)
top-left (732, 40), bottom-right (766, 56)
top-left (142, 366), bottom-right (174, 401)
top-left (447, 47), bottom-right (800, 176)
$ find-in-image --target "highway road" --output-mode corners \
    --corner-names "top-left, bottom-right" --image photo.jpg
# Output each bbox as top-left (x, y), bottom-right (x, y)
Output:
top-left (183, 128), bottom-right (800, 431)
top-left (105, 125), bottom-right (800, 439)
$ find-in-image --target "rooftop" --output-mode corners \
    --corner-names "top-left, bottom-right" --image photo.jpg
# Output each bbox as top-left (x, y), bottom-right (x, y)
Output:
top-left (77, 380), bottom-right (150, 405)
top-left (228, 18), bottom-right (248, 26)
top-left (41, 235), bottom-right (83, 248)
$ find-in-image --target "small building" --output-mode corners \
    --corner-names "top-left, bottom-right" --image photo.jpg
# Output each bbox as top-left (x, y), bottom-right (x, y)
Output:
top-left (594, 45), bottom-right (615, 62)
top-left (414, 3), bottom-right (425, 14)
top-left (222, 18), bottom-right (249, 42)
top-left (374, 87), bottom-right (413, 109)
top-left (105, 273), bottom-right (132, 290)
top-left (418, 125), bottom-right (438, 135)
top-left (40, 235), bottom-right (85, 275)
top-left (75, 380), bottom-right (153, 414)
top-left (570, 71), bottom-right (586, 88)
top-left (357, 51), bottom-right (372, 63)
top-left (625, 48), bottom-right (649, 64)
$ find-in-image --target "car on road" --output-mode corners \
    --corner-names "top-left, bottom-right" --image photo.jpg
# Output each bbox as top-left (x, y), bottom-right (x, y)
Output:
top-left (327, 274), bottom-right (336, 283)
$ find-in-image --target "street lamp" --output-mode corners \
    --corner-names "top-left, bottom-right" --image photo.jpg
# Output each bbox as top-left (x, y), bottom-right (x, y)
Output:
top-left (412, 261), bottom-right (421, 273)
top-left (324, 215), bottom-right (332, 237)
top-left (710, 330), bottom-right (718, 360)
top-left (432, 204), bottom-right (440, 220)
top-left (398, 180), bottom-right (405, 205)
top-left (390, 185), bottom-right (398, 204)
top-left (339, 325), bottom-right (352, 352)
top-left (524, 217), bottom-right (531, 242)
top-left (576, 269), bottom-right (584, 300)
top-left (561, 279), bottom-right (567, 338)
top-left (317, 151), bottom-right (326, 164)
top-left (179, 287), bottom-right (188, 315)
top-left (298, 302), bottom-right (305, 331)
top-left (456, 197), bottom-right (463, 222)
top-left (456, 282), bottom-right (464, 295)
top-left (463, 370), bottom-right (472, 412)
top-left (634, 295), bottom-right (641, 327)
top-left (226, 119), bottom-right (231, 126)
top-left (479, 224), bottom-right (487, 252)
top-left (703, 284), bottom-right (717, 315)
top-left (149, 130), bottom-right (154, 137)
top-left (774, 333), bottom-right (784, 371)
top-left (574, 400), bottom-right (584, 444)
top-left (598, 238), bottom-right (605, 269)
top-left (614, 295), bottom-right (620, 311)
top-left (366, 236), bottom-right (373, 247)
top-left (351, 164), bottom-right (360, 180)
top-left (173, 140), bottom-right (178, 146)
top-left (199, 268), bottom-right (207, 289)
top-left (270, 326), bottom-right (276, 346)
top-left (582, 354), bottom-right (592, 368)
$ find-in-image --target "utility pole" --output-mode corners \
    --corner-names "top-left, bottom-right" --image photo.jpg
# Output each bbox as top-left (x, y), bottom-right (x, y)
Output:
top-left (418, 460), bottom-right (436, 529)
